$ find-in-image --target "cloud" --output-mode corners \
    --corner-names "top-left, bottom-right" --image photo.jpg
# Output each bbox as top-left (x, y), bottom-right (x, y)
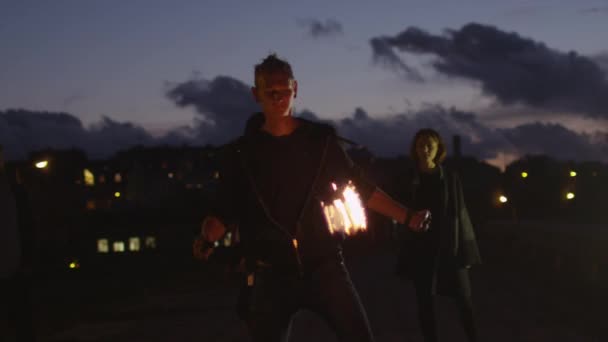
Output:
top-left (329, 105), bottom-right (607, 163)
top-left (580, 7), bottom-right (608, 14)
top-left (297, 18), bottom-right (344, 39)
top-left (370, 23), bottom-right (608, 119)
top-left (165, 75), bottom-right (259, 145)
top-left (164, 74), bottom-right (607, 163)
top-left (0, 109), bottom-right (188, 160)
top-left (4, 74), bottom-right (606, 164)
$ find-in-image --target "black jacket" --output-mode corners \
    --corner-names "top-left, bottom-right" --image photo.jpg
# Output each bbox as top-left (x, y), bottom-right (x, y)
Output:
top-left (212, 113), bottom-right (376, 274)
top-left (396, 165), bottom-right (481, 292)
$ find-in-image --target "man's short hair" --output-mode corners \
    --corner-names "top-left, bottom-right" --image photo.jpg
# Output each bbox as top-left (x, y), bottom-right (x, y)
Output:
top-left (254, 53), bottom-right (294, 87)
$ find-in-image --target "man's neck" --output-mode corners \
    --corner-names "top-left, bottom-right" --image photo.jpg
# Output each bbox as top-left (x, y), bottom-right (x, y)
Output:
top-left (262, 114), bottom-right (299, 136)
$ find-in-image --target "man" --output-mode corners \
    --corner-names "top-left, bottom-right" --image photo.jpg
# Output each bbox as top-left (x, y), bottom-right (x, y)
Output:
top-left (193, 53), bottom-right (430, 342)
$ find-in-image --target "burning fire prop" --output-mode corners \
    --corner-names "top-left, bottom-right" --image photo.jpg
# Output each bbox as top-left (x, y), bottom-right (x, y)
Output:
top-left (321, 181), bottom-right (367, 236)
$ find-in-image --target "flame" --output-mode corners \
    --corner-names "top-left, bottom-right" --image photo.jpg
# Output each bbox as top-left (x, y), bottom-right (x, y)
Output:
top-left (322, 181), bottom-right (367, 236)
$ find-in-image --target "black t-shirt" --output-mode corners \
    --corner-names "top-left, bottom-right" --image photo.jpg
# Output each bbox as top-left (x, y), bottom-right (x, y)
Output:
top-left (246, 125), bottom-right (320, 235)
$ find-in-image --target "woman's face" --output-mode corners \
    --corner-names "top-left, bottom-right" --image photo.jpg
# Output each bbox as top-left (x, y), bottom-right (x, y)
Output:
top-left (415, 135), bottom-right (439, 165)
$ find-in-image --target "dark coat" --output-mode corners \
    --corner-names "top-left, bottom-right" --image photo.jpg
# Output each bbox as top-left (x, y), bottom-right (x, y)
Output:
top-left (396, 165), bottom-right (481, 297)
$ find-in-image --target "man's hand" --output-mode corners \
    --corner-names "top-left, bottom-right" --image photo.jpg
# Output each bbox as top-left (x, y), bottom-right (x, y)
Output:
top-left (193, 216), bottom-right (226, 261)
top-left (407, 209), bottom-right (432, 232)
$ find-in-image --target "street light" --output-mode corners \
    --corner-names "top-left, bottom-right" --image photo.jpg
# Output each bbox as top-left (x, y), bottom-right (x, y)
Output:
top-left (521, 171), bottom-right (528, 178)
top-left (499, 195), bottom-right (508, 204)
top-left (569, 171), bottom-right (577, 177)
top-left (35, 160), bottom-right (49, 169)
top-left (566, 192), bottom-right (575, 200)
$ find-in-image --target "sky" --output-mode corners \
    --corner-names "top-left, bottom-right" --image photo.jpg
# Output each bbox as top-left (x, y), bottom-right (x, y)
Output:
top-left (2, 0), bottom-right (608, 168)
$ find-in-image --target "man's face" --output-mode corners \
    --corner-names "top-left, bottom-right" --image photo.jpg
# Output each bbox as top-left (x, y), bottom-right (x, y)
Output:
top-left (252, 72), bottom-right (298, 119)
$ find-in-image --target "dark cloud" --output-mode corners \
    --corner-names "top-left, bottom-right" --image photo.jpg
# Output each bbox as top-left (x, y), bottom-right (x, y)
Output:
top-left (580, 7), bottom-right (608, 14)
top-left (594, 52), bottom-right (608, 73)
top-left (297, 18), bottom-right (344, 39)
top-left (165, 75), bottom-right (259, 145)
top-left (164, 74), bottom-right (607, 162)
top-left (330, 105), bottom-right (607, 162)
top-left (371, 23), bottom-right (608, 118)
top-left (0, 109), bottom-right (188, 160)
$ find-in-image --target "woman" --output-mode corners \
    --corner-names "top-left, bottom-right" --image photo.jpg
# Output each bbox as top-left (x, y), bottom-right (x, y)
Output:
top-left (396, 129), bottom-right (481, 342)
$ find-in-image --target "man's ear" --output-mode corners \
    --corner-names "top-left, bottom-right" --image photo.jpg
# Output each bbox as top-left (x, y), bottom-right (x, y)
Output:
top-left (251, 86), bottom-right (260, 103)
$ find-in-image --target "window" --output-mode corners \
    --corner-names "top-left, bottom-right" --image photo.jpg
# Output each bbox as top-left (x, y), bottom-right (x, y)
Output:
top-left (144, 236), bottom-right (157, 249)
top-left (114, 173), bottom-right (122, 183)
top-left (113, 241), bottom-right (125, 252)
top-left (97, 239), bottom-right (109, 253)
top-left (129, 237), bottom-right (141, 252)
top-left (84, 169), bottom-right (95, 186)
top-left (86, 200), bottom-right (96, 210)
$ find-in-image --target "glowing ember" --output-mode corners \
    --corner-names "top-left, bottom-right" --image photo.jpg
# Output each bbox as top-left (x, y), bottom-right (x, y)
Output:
top-left (322, 181), bottom-right (367, 235)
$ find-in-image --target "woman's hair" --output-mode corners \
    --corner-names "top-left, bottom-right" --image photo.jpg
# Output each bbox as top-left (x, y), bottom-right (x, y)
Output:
top-left (409, 128), bottom-right (447, 165)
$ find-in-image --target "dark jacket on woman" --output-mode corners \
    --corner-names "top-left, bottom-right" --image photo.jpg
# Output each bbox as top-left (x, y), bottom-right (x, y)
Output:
top-left (396, 164), bottom-right (481, 297)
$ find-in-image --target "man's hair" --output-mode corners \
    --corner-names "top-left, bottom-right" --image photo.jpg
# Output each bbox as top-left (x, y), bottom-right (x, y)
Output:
top-left (254, 53), bottom-right (294, 87)
top-left (409, 128), bottom-right (447, 165)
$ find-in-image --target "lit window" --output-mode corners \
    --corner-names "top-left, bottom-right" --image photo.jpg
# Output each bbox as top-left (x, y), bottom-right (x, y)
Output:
top-left (113, 241), bottom-right (125, 252)
top-left (99, 175), bottom-right (106, 183)
top-left (223, 232), bottom-right (232, 247)
top-left (129, 237), bottom-right (141, 252)
top-left (86, 200), bottom-right (96, 210)
top-left (114, 173), bottom-right (122, 183)
top-left (97, 239), bottom-right (109, 253)
top-left (145, 236), bottom-right (157, 249)
top-left (84, 169), bottom-right (95, 186)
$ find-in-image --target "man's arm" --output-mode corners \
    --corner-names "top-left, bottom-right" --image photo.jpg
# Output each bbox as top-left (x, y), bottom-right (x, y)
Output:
top-left (193, 216), bottom-right (227, 261)
top-left (366, 187), bottom-right (430, 231)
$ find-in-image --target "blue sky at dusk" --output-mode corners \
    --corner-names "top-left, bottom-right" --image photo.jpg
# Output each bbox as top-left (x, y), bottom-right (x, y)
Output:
top-left (2, 0), bottom-right (608, 167)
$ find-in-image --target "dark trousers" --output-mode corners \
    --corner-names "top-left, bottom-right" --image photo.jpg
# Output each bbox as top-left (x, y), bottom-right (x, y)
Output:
top-left (413, 269), bottom-right (477, 342)
top-left (239, 259), bottom-right (375, 342)
top-left (0, 274), bottom-right (36, 342)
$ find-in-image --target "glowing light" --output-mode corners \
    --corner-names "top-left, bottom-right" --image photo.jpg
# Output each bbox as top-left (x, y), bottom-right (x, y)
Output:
top-left (35, 160), bottom-right (48, 169)
top-left (114, 191), bottom-right (121, 198)
top-left (566, 192), bottom-right (575, 200)
top-left (322, 181), bottom-right (367, 236)
top-left (69, 260), bottom-right (80, 269)
top-left (113, 241), bottom-right (125, 252)
top-left (83, 169), bottom-right (95, 186)
top-left (145, 236), bottom-right (156, 249)
top-left (569, 171), bottom-right (577, 177)
top-left (168, 172), bottom-right (174, 179)
top-left (521, 172), bottom-right (528, 178)
top-left (114, 173), bottom-right (122, 183)
top-left (97, 239), bottom-right (109, 253)
top-left (128, 237), bottom-right (140, 251)
top-left (499, 195), bottom-right (508, 203)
